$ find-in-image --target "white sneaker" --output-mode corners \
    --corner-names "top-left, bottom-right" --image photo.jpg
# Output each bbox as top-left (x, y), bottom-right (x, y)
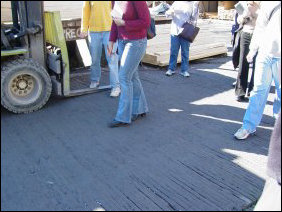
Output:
top-left (166, 70), bottom-right (176, 76)
top-left (234, 127), bottom-right (256, 140)
top-left (180, 71), bottom-right (190, 77)
top-left (90, 82), bottom-right (99, 89)
top-left (110, 87), bottom-right (121, 97)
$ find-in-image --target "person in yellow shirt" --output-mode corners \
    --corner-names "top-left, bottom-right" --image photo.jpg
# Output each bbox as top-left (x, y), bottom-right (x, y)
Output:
top-left (80, 1), bottom-right (120, 97)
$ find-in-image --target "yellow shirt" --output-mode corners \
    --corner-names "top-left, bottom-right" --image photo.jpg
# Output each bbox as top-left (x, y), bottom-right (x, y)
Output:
top-left (81, 1), bottom-right (112, 32)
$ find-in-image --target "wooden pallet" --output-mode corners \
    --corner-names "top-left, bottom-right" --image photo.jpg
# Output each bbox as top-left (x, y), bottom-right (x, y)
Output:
top-left (143, 43), bottom-right (227, 66)
top-left (142, 20), bottom-right (231, 66)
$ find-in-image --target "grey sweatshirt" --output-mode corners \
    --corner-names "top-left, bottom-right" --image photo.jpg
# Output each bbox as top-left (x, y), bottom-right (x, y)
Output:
top-left (267, 112), bottom-right (281, 185)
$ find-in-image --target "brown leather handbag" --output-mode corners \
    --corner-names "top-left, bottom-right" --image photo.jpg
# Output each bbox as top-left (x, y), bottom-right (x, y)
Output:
top-left (179, 22), bottom-right (200, 43)
top-left (179, 3), bottom-right (200, 43)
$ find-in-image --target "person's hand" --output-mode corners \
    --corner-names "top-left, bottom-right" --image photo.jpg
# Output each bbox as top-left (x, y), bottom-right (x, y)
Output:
top-left (107, 41), bottom-right (114, 56)
top-left (113, 18), bottom-right (125, 26)
top-left (79, 31), bottom-right (88, 38)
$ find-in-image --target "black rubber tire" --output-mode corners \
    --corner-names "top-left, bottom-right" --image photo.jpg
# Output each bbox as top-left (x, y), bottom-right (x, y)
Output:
top-left (1, 59), bottom-right (52, 113)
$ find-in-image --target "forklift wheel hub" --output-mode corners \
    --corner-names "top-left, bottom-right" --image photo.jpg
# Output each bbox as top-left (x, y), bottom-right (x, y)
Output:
top-left (10, 74), bottom-right (37, 98)
top-left (18, 80), bottom-right (27, 89)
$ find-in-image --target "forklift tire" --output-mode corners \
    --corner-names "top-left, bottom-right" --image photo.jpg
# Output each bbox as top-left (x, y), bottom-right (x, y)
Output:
top-left (1, 59), bottom-right (52, 113)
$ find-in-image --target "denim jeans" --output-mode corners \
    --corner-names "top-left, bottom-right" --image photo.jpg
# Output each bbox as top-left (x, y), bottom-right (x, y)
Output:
top-left (168, 35), bottom-right (191, 73)
top-left (88, 31), bottom-right (119, 88)
top-left (115, 38), bottom-right (149, 123)
top-left (243, 53), bottom-right (281, 131)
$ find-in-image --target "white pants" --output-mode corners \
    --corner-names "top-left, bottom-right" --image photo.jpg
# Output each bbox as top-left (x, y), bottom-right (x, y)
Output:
top-left (254, 178), bottom-right (281, 211)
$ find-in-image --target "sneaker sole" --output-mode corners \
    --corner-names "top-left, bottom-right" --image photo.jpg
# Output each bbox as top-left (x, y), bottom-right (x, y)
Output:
top-left (234, 132), bottom-right (256, 140)
top-left (110, 94), bottom-right (120, 97)
top-left (180, 73), bottom-right (190, 77)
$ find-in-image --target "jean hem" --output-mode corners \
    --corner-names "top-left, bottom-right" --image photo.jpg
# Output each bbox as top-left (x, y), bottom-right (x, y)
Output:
top-left (242, 124), bottom-right (256, 133)
top-left (132, 109), bottom-right (149, 116)
top-left (114, 117), bottom-right (131, 124)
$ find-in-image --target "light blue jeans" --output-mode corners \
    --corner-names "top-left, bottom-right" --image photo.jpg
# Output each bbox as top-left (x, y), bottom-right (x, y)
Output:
top-left (88, 31), bottom-right (119, 88)
top-left (115, 38), bottom-right (149, 123)
top-left (243, 53), bottom-right (281, 131)
top-left (168, 35), bottom-right (191, 73)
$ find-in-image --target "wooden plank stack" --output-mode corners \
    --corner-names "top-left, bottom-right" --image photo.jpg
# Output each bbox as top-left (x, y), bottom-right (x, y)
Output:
top-left (142, 19), bottom-right (231, 66)
top-left (44, 1), bottom-right (83, 20)
top-left (217, 1), bottom-right (236, 20)
top-left (1, 1), bottom-right (84, 23)
top-left (1, 1), bottom-right (12, 23)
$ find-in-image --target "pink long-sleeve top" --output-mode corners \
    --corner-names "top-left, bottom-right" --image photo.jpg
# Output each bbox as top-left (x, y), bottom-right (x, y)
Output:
top-left (109, 1), bottom-right (150, 42)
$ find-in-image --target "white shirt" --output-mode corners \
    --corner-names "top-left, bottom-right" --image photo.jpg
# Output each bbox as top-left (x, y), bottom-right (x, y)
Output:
top-left (249, 2), bottom-right (281, 58)
top-left (111, 1), bottom-right (123, 19)
top-left (165, 1), bottom-right (199, 36)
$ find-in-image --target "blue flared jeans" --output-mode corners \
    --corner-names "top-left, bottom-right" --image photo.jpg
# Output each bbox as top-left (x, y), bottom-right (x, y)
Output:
top-left (243, 53), bottom-right (281, 131)
top-left (114, 38), bottom-right (149, 123)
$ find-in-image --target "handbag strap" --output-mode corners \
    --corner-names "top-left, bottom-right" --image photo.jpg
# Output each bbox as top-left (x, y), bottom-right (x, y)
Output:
top-left (269, 3), bottom-right (281, 22)
top-left (188, 1), bottom-right (200, 27)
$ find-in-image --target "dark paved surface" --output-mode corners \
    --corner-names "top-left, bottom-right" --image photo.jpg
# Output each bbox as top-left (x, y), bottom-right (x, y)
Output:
top-left (1, 54), bottom-right (276, 211)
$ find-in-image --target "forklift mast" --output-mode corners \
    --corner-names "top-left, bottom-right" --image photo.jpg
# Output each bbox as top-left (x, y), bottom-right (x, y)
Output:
top-left (15, 1), bottom-right (46, 67)
top-left (2, 1), bottom-right (45, 67)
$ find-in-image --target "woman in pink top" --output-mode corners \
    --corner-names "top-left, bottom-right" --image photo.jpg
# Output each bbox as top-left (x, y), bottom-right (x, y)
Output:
top-left (107, 1), bottom-right (151, 127)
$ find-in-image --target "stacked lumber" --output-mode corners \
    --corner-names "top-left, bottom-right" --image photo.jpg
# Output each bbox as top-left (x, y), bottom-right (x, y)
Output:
top-left (142, 19), bottom-right (231, 66)
top-left (203, 12), bottom-right (219, 19)
top-left (1, 1), bottom-right (12, 23)
top-left (218, 1), bottom-right (236, 20)
top-left (218, 7), bottom-right (235, 20)
top-left (44, 1), bottom-right (83, 20)
top-left (1, 1), bottom-right (84, 23)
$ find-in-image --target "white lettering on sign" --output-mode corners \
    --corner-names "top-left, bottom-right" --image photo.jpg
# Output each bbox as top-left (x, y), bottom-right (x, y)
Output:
top-left (76, 28), bottom-right (81, 37)
top-left (63, 28), bottom-right (83, 40)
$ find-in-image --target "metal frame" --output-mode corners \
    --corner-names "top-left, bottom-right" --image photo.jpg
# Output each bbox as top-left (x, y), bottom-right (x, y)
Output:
top-left (2, 2), bottom-right (111, 98)
top-left (26, 1), bottom-right (46, 68)
top-left (44, 11), bottom-right (111, 97)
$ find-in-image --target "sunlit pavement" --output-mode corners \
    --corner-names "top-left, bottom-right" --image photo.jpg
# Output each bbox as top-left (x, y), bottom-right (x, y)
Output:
top-left (1, 28), bottom-right (277, 211)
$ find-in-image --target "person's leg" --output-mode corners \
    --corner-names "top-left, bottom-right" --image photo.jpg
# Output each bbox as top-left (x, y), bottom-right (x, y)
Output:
top-left (88, 32), bottom-right (103, 84)
top-left (167, 35), bottom-right (181, 73)
top-left (272, 58), bottom-right (281, 119)
top-left (242, 54), bottom-right (273, 132)
top-left (102, 31), bottom-right (120, 89)
top-left (179, 36), bottom-right (190, 74)
top-left (235, 32), bottom-right (252, 98)
top-left (131, 44), bottom-right (149, 117)
top-left (115, 39), bottom-right (148, 123)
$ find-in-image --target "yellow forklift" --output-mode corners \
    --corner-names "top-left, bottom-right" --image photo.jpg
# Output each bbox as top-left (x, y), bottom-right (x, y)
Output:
top-left (1, 1), bottom-right (110, 113)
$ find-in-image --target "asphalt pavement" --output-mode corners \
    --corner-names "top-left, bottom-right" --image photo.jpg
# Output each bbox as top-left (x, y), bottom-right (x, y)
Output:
top-left (1, 46), bottom-right (277, 210)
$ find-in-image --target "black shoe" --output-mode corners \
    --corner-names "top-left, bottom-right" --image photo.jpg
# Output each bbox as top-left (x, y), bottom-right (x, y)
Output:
top-left (108, 120), bottom-right (129, 128)
top-left (131, 113), bottom-right (147, 122)
top-left (236, 96), bottom-right (249, 102)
